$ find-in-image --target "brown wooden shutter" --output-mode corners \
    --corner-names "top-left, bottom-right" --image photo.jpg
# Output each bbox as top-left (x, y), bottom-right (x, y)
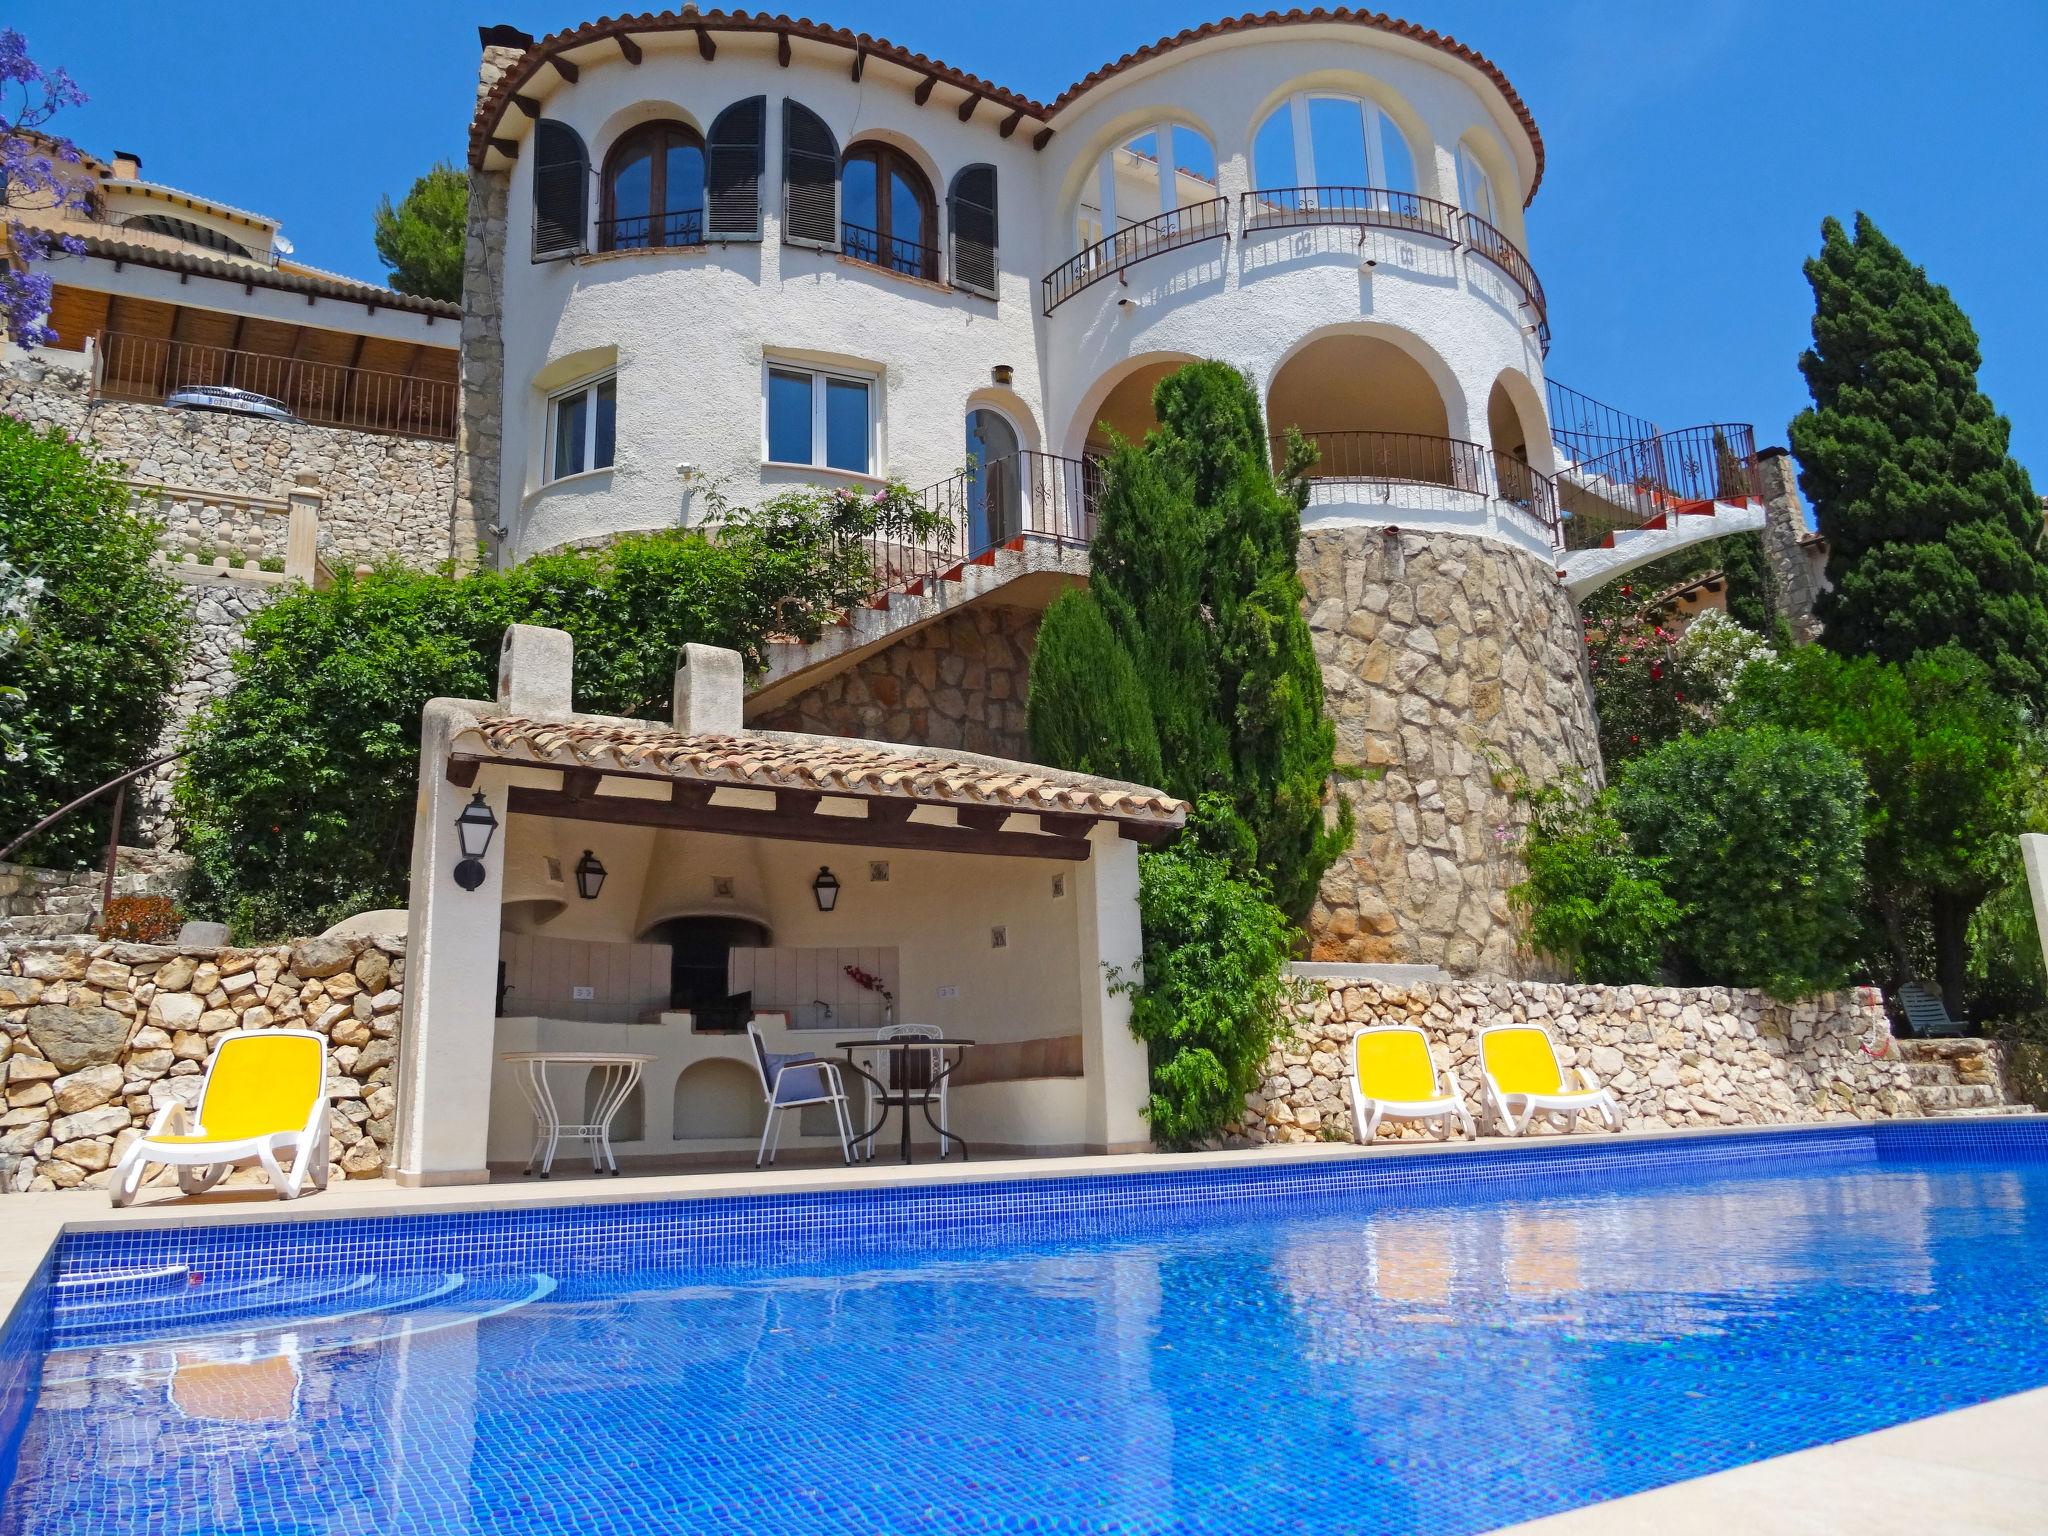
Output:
top-left (706, 96), bottom-right (766, 241)
top-left (532, 121), bottom-right (589, 260)
top-left (949, 164), bottom-right (998, 298)
top-left (781, 100), bottom-right (839, 250)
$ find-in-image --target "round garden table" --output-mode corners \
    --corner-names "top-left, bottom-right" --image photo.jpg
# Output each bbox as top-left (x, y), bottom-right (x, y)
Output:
top-left (835, 1036), bottom-right (975, 1165)
top-left (501, 1050), bottom-right (654, 1178)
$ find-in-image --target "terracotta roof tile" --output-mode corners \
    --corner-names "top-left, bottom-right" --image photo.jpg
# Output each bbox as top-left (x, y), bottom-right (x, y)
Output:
top-left (457, 714), bottom-right (1190, 826)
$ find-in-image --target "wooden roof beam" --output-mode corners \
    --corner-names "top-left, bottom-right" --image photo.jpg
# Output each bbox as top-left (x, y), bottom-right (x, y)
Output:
top-left (1032, 127), bottom-right (1055, 151)
top-left (850, 46), bottom-right (866, 82)
top-left (999, 108), bottom-right (1025, 139)
top-left (510, 93), bottom-right (541, 119)
top-left (957, 91), bottom-right (982, 123)
top-left (692, 27), bottom-right (712, 60)
top-left (617, 32), bottom-right (644, 65)
top-left (547, 54), bottom-right (579, 83)
top-left (913, 74), bottom-right (937, 106)
top-left (777, 31), bottom-right (791, 67)
top-left (488, 136), bottom-right (520, 159)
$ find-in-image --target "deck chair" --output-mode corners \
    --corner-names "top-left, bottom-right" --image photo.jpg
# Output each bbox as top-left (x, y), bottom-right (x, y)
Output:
top-left (111, 1029), bottom-right (330, 1207)
top-left (746, 1020), bottom-right (855, 1168)
top-left (1899, 982), bottom-right (1967, 1038)
top-left (1478, 1024), bottom-right (1623, 1136)
top-left (1346, 1024), bottom-right (1476, 1142)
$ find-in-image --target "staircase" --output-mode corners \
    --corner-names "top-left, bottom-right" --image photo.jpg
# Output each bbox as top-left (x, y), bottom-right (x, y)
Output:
top-left (1555, 493), bottom-right (1766, 600)
top-left (1895, 1038), bottom-right (2034, 1119)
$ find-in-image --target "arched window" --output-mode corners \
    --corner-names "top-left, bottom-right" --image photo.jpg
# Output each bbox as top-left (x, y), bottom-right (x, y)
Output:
top-left (532, 120), bottom-right (590, 260)
top-left (601, 121), bottom-right (704, 250)
top-left (948, 164), bottom-right (998, 299)
top-left (1252, 94), bottom-right (1416, 198)
top-left (1457, 144), bottom-right (1499, 226)
top-left (1073, 123), bottom-right (1217, 257)
top-left (118, 214), bottom-right (253, 259)
top-left (842, 142), bottom-right (936, 280)
top-left (706, 96), bottom-right (766, 241)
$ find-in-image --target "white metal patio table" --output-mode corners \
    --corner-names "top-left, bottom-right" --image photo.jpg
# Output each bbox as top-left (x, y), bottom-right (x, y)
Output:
top-left (501, 1050), bottom-right (654, 1177)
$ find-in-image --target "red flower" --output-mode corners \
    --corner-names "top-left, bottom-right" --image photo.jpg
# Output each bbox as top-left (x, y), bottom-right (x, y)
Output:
top-left (1650, 664), bottom-right (1664, 680)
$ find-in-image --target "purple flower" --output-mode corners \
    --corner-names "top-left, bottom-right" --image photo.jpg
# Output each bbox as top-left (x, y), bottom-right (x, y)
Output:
top-left (0, 30), bottom-right (93, 349)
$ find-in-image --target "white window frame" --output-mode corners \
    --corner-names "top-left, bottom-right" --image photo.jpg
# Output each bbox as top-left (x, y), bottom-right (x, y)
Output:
top-left (544, 372), bottom-right (616, 485)
top-left (1078, 121), bottom-right (1214, 258)
top-left (1264, 93), bottom-right (1413, 192)
top-left (761, 360), bottom-right (879, 477)
top-left (1458, 144), bottom-right (1499, 226)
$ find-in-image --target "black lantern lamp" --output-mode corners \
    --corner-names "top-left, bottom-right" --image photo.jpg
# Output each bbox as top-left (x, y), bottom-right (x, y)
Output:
top-left (452, 791), bottom-right (499, 892)
top-left (812, 865), bottom-right (841, 912)
top-left (575, 849), bottom-right (608, 900)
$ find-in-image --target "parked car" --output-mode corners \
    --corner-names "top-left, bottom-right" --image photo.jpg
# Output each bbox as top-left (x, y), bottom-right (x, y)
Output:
top-left (165, 385), bottom-right (298, 423)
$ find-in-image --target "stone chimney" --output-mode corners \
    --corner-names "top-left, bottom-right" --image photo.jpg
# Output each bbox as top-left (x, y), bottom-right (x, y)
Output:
top-left (1755, 447), bottom-right (1823, 645)
top-left (497, 625), bottom-right (574, 715)
top-left (110, 150), bottom-right (141, 181)
top-left (477, 24), bottom-right (534, 102)
top-left (673, 644), bottom-right (744, 736)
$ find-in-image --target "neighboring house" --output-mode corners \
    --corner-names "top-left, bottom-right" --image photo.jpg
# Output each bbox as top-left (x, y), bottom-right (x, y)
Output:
top-left (457, 9), bottom-right (1788, 975)
top-left (1647, 533), bottom-right (1831, 636)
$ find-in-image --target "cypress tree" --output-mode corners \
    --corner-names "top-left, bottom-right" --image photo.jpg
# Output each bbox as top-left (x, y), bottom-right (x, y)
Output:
top-left (1789, 213), bottom-right (2048, 711)
top-left (1024, 588), bottom-right (1163, 787)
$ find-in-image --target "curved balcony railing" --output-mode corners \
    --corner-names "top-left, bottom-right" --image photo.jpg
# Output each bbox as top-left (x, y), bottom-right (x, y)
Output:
top-left (1460, 211), bottom-right (1549, 347)
top-left (1041, 197), bottom-right (1230, 314)
top-left (1556, 423), bottom-right (1759, 551)
top-left (598, 208), bottom-right (704, 251)
top-left (1279, 429), bottom-right (1562, 542)
top-left (866, 451), bottom-right (1104, 598)
top-left (1241, 186), bottom-right (1462, 244)
top-left (842, 220), bottom-right (939, 282)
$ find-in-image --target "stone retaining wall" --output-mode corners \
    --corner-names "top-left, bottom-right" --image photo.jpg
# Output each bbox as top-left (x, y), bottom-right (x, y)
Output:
top-left (0, 935), bottom-right (403, 1193)
top-left (1243, 978), bottom-right (1925, 1144)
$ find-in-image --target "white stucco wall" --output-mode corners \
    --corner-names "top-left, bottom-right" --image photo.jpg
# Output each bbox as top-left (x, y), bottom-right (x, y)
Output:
top-left (487, 23), bottom-right (1551, 563)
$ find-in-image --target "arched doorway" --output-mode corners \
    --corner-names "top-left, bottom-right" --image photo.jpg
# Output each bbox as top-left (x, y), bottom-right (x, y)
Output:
top-left (1265, 332), bottom-right (1463, 489)
top-left (645, 915), bottom-right (770, 1031)
top-left (965, 407), bottom-right (1022, 551)
top-left (1081, 358), bottom-right (1189, 456)
top-left (1485, 371), bottom-right (1553, 517)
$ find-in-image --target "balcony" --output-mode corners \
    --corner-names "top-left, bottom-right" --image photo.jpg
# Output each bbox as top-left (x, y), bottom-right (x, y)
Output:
top-left (1041, 198), bottom-right (1230, 315)
top-left (1282, 429), bottom-right (1561, 550)
top-left (597, 208), bottom-right (705, 251)
top-left (91, 330), bottom-right (458, 442)
top-left (840, 221), bottom-right (939, 283)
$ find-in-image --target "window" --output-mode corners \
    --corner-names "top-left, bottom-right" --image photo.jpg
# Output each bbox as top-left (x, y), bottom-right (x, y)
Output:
top-left (1458, 145), bottom-right (1499, 226)
top-left (532, 120), bottom-right (590, 260)
top-left (547, 375), bottom-right (616, 482)
top-left (602, 121), bottom-right (704, 249)
top-left (1252, 95), bottom-right (1416, 194)
top-left (965, 408), bottom-right (1021, 549)
top-left (765, 365), bottom-right (873, 474)
top-left (841, 142), bottom-right (937, 279)
top-left (948, 164), bottom-right (998, 299)
top-left (706, 96), bottom-right (767, 240)
top-left (1074, 122), bottom-right (1216, 256)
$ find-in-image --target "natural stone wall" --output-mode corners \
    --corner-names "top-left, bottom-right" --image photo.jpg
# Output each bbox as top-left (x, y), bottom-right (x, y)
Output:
top-left (0, 850), bottom-right (186, 942)
top-left (755, 605), bottom-right (1040, 759)
top-left (0, 934), bottom-right (403, 1193)
top-left (458, 166), bottom-right (510, 572)
top-left (1301, 528), bottom-right (1603, 975)
top-left (0, 356), bottom-right (456, 570)
top-left (1243, 979), bottom-right (1928, 1144)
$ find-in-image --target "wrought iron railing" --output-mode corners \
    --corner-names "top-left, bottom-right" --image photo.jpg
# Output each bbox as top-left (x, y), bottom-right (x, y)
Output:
top-left (842, 221), bottom-right (939, 281)
top-left (1279, 429), bottom-right (1564, 543)
top-left (91, 331), bottom-right (458, 441)
top-left (1042, 197), bottom-right (1230, 314)
top-left (598, 207), bottom-right (704, 250)
top-left (1460, 211), bottom-right (1549, 348)
top-left (1556, 423), bottom-right (1760, 551)
top-left (1545, 378), bottom-right (1661, 469)
top-left (1240, 186), bottom-right (1462, 244)
top-left (865, 451), bottom-right (1103, 599)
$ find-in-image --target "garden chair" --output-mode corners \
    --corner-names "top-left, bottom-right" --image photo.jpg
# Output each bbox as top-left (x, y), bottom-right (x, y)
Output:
top-left (1898, 982), bottom-right (1967, 1038)
top-left (746, 1020), bottom-right (855, 1167)
top-left (1477, 1023), bottom-right (1623, 1136)
top-left (851, 1023), bottom-right (952, 1161)
top-left (110, 1029), bottom-right (330, 1207)
top-left (1346, 1024), bottom-right (1476, 1142)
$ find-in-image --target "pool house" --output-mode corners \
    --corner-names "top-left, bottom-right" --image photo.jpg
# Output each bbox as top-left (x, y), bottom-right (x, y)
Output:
top-left (387, 625), bottom-right (1184, 1185)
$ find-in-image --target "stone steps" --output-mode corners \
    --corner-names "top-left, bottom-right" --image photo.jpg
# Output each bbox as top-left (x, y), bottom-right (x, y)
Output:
top-left (1892, 1038), bottom-right (2028, 1119)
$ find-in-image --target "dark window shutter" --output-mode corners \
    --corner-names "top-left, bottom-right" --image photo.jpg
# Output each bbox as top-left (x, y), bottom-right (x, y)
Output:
top-left (949, 164), bottom-right (998, 298)
top-left (532, 121), bottom-right (589, 260)
top-left (706, 96), bottom-right (766, 241)
top-left (781, 100), bottom-right (839, 250)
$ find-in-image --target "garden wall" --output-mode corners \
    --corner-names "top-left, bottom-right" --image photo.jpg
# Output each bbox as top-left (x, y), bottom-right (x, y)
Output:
top-left (0, 934), bottom-right (402, 1193)
top-left (1299, 528), bottom-right (1605, 976)
top-left (1242, 978), bottom-right (1963, 1143)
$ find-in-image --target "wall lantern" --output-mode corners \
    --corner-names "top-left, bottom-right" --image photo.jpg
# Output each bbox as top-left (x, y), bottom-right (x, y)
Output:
top-left (452, 790), bottom-right (499, 892)
top-left (574, 849), bottom-right (607, 900)
top-left (812, 865), bottom-right (841, 913)
top-left (990, 363), bottom-right (1014, 386)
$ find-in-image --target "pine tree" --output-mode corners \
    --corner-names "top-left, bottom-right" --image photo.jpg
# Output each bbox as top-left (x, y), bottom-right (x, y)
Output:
top-left (1789, 213), bottom-right (2048, 711)
top-left (373, 162), bottom-right (469, 303)
top-left (1028, 362), bottom-right (1349, 922)
top-left (1024, 588), bottom-right (1162, 787)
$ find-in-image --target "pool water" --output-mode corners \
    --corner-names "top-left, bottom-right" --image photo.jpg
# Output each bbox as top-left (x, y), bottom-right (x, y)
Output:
top-left (5, 1129), bottom-right (2048, 1534)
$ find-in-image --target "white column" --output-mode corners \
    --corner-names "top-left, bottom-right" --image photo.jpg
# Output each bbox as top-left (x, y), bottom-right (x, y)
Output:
top-left (391, 700), bottom-right (508, 1186)
top-left (1075, 829), bottom-right (1149, 1153)
top-left (2024, 835), bottom-right (2048, 987)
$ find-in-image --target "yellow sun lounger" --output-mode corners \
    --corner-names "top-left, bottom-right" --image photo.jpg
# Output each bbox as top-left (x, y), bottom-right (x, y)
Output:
top-left (111, 1029), bottom-right (331, 1206)
top-left (1346, 1024), bottom-right (1476, 1142)
top-left (1478, 1023), bottom-right (1623, 1136)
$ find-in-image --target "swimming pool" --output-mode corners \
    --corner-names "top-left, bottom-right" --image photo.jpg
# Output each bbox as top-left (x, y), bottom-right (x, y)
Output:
top-left (3, 1121), bottom-right (2045, 1535)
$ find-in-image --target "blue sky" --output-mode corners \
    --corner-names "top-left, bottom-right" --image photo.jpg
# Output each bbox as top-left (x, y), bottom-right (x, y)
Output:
top-left (18, 0), bottom-right (2048, 474)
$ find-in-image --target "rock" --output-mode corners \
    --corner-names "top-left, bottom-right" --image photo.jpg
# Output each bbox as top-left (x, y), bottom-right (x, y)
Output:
top-left (52, 1064), bottom-right (124, 1115)
top-left (8, 1055), bottom-right (58, 1084)
top-left (84, 959), bottom-right (132, 991)
top-left (151, 992), bottom-right (203, 1031)
top-left (289, 936), bottom-right (356, 979)
top-left (0, 977), bottom-right (42, 1007)
top-left (50, 1104), bottom-right (130, 1142)
top-left (339, 1138), bottom-right (384, 1177)
top-left (19, 951), bottom-right (86, 982)
top-left (353, 949), bottom-right (390, 992)
top-left (54, 1139), bottom-right (111, 1172)
top-left (154, 955), bottom-right (198, 993)
top-left (25, 1005), bottom-right (131, 1072)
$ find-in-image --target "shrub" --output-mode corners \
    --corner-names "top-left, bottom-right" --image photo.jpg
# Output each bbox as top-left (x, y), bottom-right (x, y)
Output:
top-left (1025, 588), bottom-right (1162, 786)
top-left (1507, 772), bottom-right (1681, 984)
top-left (1119, 798), bottom-right (1303, 1148)
top-left (1672, 610), bottom-right (1775, 721)
top-left (98, 894), bottom-right (180, 943)
top-left (177, 486), bottom-right (942, 940)
top-left (1581, 580), bottom-right (1685, 765)
top-left (0, 419), bottom-right (186, 866)
top-left (1613, 727), bottom-right (1868, 999)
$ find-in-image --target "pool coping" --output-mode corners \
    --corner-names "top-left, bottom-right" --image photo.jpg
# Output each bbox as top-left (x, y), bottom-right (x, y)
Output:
top-left (6, 1115), bottom-right (2048, 1530)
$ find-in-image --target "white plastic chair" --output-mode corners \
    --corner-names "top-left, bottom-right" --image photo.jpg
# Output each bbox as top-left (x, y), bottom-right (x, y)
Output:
top-left (1477, 1023), bottom-right (1624, 1136)
top-left (1346, 1024), bottom-right (1476, 1142)
top-left (746, 1020), bottom-right (854, 1167)
top-left (854, 1023), bottom-right (950, 1162)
